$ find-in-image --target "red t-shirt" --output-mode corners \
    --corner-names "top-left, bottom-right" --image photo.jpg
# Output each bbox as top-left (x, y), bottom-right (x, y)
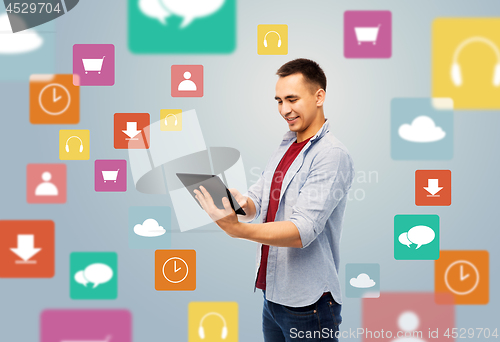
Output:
top-left (255, 137), bottom-right (311, 290)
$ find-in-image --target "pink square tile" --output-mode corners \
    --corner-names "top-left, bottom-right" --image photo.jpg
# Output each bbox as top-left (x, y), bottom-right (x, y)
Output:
top-left (344, 11), bottom-right (392, 58)
top-left (73, 44), bottom-right (115, 86)
top-left (94, 160), bottom-right (127, 192)
top-left (41, 309), bottom-right (131, 342)
top-left (27, 164), bottom-right (66, 204)
top-left (171, 65), bottom-right (203, 97)
top-left (362, 293), bottom-right (454, 342)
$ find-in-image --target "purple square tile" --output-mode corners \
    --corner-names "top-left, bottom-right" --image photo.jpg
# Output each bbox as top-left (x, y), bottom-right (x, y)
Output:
top-left (41, 309), bottom-right (131, 342)
top-left (95, 160), bottom-right (127, 192)
top-left (344, 11), bottom-right (392, 59)
top-left (73, 44), bottom-right (115, 86)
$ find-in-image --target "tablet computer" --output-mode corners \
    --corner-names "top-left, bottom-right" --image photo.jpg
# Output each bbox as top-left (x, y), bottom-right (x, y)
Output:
top-left (176, 173), bottom-right (246, 216)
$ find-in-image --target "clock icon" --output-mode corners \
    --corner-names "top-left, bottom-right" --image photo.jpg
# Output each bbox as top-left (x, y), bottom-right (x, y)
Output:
top-left (162, 257), bottom-right (189, 283)
top-left (444, 260), bottom-right (480, 295)
top-left (38, 83), bottom-right (71, 116)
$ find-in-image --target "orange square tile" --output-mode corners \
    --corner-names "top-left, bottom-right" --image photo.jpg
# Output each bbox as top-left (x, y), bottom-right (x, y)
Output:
top-left (435, 250), bottom-right (489, 305)
top-left (155, 250), bottom-right (196, 291)
top-left (0, 220), bottom-right (55, 278)
top-left (30, 74), bottom-right (79, 124)
top-left (114, 113), bottom-right (150, 149)
top-left (416, 170), bottom-right (451, 206)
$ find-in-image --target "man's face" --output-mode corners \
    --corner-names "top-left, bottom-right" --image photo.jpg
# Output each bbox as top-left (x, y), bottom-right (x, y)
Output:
top-left (275, 73), bottom-right (320, 133)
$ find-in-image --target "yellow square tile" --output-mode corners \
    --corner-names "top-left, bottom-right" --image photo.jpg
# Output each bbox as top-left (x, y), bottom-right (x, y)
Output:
top-left (258, 25), bottom-right (288, 55)
top-left (59, 130), bottom-right (90, 160)
top-left (189, 302), bottom-right (238, 341)
top-left (160, 109), bottom-right (182, 131)
top-left (432, 18), bottom-right (500, 109)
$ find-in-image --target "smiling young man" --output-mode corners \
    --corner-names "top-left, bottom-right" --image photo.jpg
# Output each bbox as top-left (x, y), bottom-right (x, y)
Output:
top-left (194, 58), bottom-right (354, 341)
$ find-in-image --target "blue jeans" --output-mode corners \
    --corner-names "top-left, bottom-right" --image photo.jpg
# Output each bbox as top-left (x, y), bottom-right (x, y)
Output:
top-left (262, 291), bottom-right (342, 341)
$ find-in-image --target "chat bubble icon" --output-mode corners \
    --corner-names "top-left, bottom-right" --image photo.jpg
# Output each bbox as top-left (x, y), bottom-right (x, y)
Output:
top-left (83, 263), bottom-right (113, 288)
top-left (407, 225), bottom-right (435, 249)
top-left (161, 0), bottom-right (225, 28)
top-left (139, 0), bottom-right (171, 25)
top-left (398, 232), bottom-right (412, 248)
top-left (74, 270), bottom-right (89, 287)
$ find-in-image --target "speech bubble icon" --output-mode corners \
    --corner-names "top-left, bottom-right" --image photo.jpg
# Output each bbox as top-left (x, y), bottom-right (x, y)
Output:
top-left (161, 0), bottom-right (225, 28)
top-left (407, 225), bottom-right (435, 249)
top-left (398, 232), bottom-right (412, 248)
top-left (74, 270), bottom-right (89, 287)
top-left (139, 0), bottom-right (171, 25)
top-left (83, 263), bottom-right (113, 289)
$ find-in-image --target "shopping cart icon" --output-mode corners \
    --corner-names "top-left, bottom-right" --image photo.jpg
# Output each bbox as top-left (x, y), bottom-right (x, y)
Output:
top-left (102, 169), bottom-right (119, 183)
top-left (82, 56), bottom-right (105, 74)
top-left (61, 335), bottom-right (112, 342)
top-left (354, 25), bottom-right (381, 45)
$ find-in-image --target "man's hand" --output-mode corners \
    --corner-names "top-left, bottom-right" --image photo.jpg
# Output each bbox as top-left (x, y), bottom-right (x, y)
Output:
top-left (228, 188), bottom-right (247, 211)
top-left (193, 186), bottom-right (241, 237)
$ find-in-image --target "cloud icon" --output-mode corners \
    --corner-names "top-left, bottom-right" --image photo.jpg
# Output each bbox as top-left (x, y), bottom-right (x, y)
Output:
top-left (350, 273), bottom-right (376, 288)
top-left (134, 218), bottom-right (166, 237)
top-left (398, 115), bottom-right (446, 143)
top-left (0, 14), bottom-right (43, 54)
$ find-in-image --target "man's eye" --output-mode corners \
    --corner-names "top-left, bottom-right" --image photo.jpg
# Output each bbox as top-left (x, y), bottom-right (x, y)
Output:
top-left (277, 101), bottom-right (283, 104)
top-left (290, 99), bottom-right (297, 103)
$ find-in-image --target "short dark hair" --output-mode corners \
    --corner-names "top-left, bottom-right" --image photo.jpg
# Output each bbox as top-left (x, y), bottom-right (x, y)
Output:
top-left (276, 58), bottom-right (327, 92)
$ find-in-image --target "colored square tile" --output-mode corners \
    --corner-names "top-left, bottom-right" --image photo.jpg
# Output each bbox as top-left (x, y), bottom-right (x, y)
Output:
top-left (171, 65), bottom-right (203, 97)
top-left (94, 160), bottom-right (127, 192)
top-left (114, 113), bottom-right (150, 149)
top-left (415, 170), bottom-right (452, 206)
top-left (70, 252), bottom-right (118, 300)
top-left (155, 249), bottom-right (196, 291)
top-left (41, 309), bottom-right (131, 342)
top-left (346, 263), bottom-right (380, 298)
top-left (160, 109), bottom-right (182, 131)
top-left (344, 10), bottom-right (392, 59)
top-left (257, 24), bottom-right (288, 55)
top-left (435, 250), bottom-right (489, 305)
top-left (129, 206), bottom-right (171, 249)
top-left (0, 220), bottom-right (54, 278)
top-left (362, 293), bottom-right (455, 342)
top-left (189, 302), bottom-right (238, 341)
top-left (27, 164), bottom-right (66, 204)
top-left (433, 19), bottom-right (500, 109)
top-left (30, 74), bottom-right (80, 124)
top-left (391, 98), bottom-right (454, 160)
top-left (73, 44), bottom-right (115, 86)
top-left (394, 214), bottom-right (440, 260)
top-left (128, 0), bottom-right (236, 54)
top-left (59, 129), bottom-right (90, 160)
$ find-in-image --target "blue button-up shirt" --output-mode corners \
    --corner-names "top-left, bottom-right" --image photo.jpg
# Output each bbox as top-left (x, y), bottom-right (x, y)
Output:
top-left (246, 119), bottom-right (354, 307)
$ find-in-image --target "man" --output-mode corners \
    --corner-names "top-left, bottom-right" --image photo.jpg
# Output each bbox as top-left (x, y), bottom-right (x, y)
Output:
top-left (194, 58), bottom-right (354, 341)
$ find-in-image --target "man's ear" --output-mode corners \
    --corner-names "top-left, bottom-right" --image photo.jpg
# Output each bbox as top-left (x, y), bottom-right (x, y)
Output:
top-left (316, 89), bottom-right (326, 107)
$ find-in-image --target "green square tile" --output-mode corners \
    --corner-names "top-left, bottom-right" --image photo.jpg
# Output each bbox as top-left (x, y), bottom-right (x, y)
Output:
top-left (70, 252), bottom-right (118, 300)
top-left (128, 0), bottom-right (236, 54)
top-left (394, 215), bottom-right (440, 260)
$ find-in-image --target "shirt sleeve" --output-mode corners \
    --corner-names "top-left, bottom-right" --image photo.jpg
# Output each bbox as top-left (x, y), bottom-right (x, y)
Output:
top-left (244, 171), bottom-right (265, 222)
top-left (289, 147), bottom-right (354, 248)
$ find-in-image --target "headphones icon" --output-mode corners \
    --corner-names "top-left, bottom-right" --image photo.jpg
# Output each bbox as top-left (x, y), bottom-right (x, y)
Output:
top-left (264, 31), bottom-right (282, 48)
top-left (65, 136), bottom-right (83, 153)
top-left (164, 114), bottom-right (178, 126)
top-left (198, 312), bottom-right (228, 340)
top-left (451, 36), bottom-right (500, 87)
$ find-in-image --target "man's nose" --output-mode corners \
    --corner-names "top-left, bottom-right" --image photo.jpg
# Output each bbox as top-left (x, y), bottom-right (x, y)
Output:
top-left (280, 102), bottom-right (292, 116)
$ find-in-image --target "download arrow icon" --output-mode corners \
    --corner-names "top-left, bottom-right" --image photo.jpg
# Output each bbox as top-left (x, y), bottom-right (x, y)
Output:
top-left (424, 179), bottom-right (443, 197)
top-left (10, 235), bottom-right (41, 263)
top-left (122, 122), bottom-right (142, 140)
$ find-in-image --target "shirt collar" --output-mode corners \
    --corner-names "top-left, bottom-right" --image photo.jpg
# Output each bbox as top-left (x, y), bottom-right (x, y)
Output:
top-left (281, 119), bottom-right (330, 143)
